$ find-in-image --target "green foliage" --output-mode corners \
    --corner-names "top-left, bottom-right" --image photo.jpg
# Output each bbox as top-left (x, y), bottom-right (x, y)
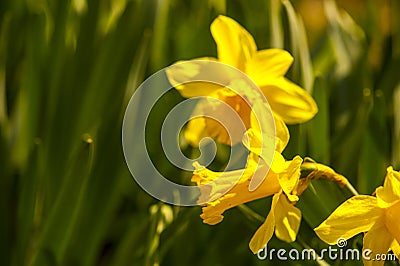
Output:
top-left (1, 0), bottom-right (399, 265)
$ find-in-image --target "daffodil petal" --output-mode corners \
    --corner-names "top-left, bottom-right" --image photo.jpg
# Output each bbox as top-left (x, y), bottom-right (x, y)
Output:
top-left (241, 126), bottom-right (296, 189)
top-left (274, 193), bottom-right (301, 242)
top-left (391, 240), bottom-right (400, 260)
top-left (260, 78), bottom-right (318, 124)
top-left (249, 102), bottom-right (276, 145)
top-left (249, 193), bottom-right (279, 254)
top-left (241, 129), bottom-right (286, 175)
top-left (314, 195), bottom-right (382, 245)
top-left (242, 129), bottom-right (275, 165)
top-left (363, 221), bottom-right (394, 266)
top-left (242, 128), bottom-right (263, 156)
top-left (243, 102), bottom-right (289, 157)
top-left (384, 201), bottom-right (400, 244)
top-left (277, 156), bottom-right (303, 202)
top-left (376, 167), bottom-right (400, 208)
top-left (211, 15), bottom-right (257, 70)
top-left (185, 87), bottom-right (250, 146)
top-left (195, 160), bottom-right (281, 224)
top-left (274, 115), bottom-right (290, 153)
top-left (184, 117), bottom-right (208, 147)
top-left (246, 49), bottom-right (294, 85)
top-left (250, 104), bottom-right (290, 153)
top-left (270, 152), bottom-right (286, 173)
top-left (166, 58), bottom-right (229, 98)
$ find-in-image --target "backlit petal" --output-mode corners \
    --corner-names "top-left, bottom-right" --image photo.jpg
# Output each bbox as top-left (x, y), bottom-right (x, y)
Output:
top-left (384, 201), bottom-right (400, 244)
top-left (211, 15), bottom-right (257, 70)
top-left (246, 49), bottom-right (294, 85)
top-left (376, 167), bottom-right (400, 208)
top-left (250, 103), bottom-right (290, 153)
top-left (269, 152), bottom-right (286, 173)
top-left (166, 58), bottom-right (228, 98)
top-left (277, 156), bottom-right (303, 202)
top-left (391, 240), bottom-right (400, 259)
top-left (242, 128), bottom-right (287, 175)
top-left (249, 193), bottom-right (279, 254)
top-left (314, 195), bottom-right (382, 245)
top-left (184, 85), bottom-right (253, 146)
top-left (260, 78), bottom-right (318, 124)
top-left (274, 193), bottom-right (301, 242)
top-left (200, 89), bottom-right (250, 146)
top-left (363, 221), bottom-right (394, 266)
top-left (242, 102), bottom-right (289, 161)
top-left (194, 160), bottom-right (281, 224)
top-left (274, 115), bottom-right (290, 153)
top-left (184, 117), bottom-right (208, 147)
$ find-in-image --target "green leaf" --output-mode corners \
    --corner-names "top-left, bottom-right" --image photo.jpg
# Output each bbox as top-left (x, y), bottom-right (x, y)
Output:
top-left (31, 136), bottom-right (94, 266)
top-left (307, 76), bottom-right (330, 164)
top-left (282, 0), bottom-right (313, 93)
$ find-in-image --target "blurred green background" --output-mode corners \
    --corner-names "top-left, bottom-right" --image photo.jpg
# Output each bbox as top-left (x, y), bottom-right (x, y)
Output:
top-left (1, 0), bottom-right (399, 265)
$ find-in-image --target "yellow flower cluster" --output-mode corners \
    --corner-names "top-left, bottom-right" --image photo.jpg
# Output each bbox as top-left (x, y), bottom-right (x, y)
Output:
top-left (167, 15), bottom-right (399, 265)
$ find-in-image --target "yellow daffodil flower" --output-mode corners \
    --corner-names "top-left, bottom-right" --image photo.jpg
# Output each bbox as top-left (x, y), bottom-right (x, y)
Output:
top-left (167, 15), bottom-right (317, 146)
top-left (314, 167), bottom-right (400, 266)
top-left (191, 100), bottom-right (304, 252)
top-left (192, 154), bottom-right (303, 248)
